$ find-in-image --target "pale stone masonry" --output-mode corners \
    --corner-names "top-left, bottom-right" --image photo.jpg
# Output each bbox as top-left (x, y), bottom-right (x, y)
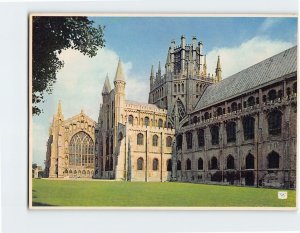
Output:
top-left (45, 36), bottom-right (297, 189)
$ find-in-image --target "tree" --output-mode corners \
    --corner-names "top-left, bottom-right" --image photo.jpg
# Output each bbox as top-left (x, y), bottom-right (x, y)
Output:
top-left (32, 16), bottom-right (105, 115)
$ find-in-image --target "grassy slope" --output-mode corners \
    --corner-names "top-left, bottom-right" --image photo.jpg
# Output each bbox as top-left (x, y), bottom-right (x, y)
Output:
top-left (32, 179), bottom-right (296, 207)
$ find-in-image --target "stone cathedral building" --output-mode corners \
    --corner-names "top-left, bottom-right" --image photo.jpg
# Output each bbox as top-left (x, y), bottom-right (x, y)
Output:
top-left (45, 36), bottom-right (297, 189)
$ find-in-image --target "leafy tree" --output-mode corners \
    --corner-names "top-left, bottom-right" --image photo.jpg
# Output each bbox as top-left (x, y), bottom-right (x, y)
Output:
top-left (32, 16), bottom-right (105, 115)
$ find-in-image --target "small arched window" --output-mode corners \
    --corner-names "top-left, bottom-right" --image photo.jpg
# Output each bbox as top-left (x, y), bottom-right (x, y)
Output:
top-left (158, 119), bottom-right (163, 128)
top-left (137, 157), bottom-right (144, 170)
top-left (177, 160), bottom-right (181, 170)
top-left (210, 157), bottom-right (218, 170)
top-left (268, 151), bottom-right (280, 169)
top-left (144, 117), bottom-right (150, 127)
top-left (198, 158), bottom-right (203, 170)
top-left (192, 115), bottom-right (198, 123)
top-left (181, 83), bottom-right (184, 92)
top-left (243, 116), bottom-right (255, 140)
top-left (166, 136), bottom-right (172, 147)
top-left (197, 129), bottom-right (205, 147)
top-left (247, 96), bottom-right (255, 106)
top-left (186, 159), bottom-right (191, 170)
top-left (226, 155), bottom-right (235, 169)
top-left (176, 134), bottom-right (183, 150)
top-left (231, 102), bottom-right (237, 112)
top-left (246, 153), bottom-right (254, 169)
top-left (217, 107), bottom-right (223, 116)
top-left (211, 125), bottom-right (219, 145)
top-left (204, 112), bottom-right (209, 120)
top-left (226, 122), bottom-right (236, 143)
top-left (137, 133), bottom-right (144, 145)
top-left (268, 110), bottom-right (282, 135)
top-left (128, 115), bottom-right (134, 125)
top-left (185, 131), bottom-right (193, 149)
top-left (167, 159), bottom-right (172, 171)
top-left (152, 134), bottom-right (158, 146)
top-left (153, 158), bottom-right (159, 171)
top-left (268, 89), bottom-right (277, 101)
top-left (174, 84), bottom-right (177, 93)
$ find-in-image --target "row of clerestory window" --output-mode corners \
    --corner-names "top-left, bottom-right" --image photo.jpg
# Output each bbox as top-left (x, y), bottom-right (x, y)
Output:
top-left (128, 115), bottom-right (164, 128)
top-left (179, 110), bottom-right (282, 149)
top-left (137, 133), bottom-right (173, 147)
top-left (136, 158), bottom-right (173, 171)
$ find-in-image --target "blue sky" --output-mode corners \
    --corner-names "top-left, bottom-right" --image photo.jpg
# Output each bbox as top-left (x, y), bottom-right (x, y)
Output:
top-left (32, 16), bottom-right (297, 167)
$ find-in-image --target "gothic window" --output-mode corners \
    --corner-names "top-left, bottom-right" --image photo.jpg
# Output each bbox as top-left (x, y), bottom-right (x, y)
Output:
top-left (217, 107), bottom-right (223, 116)
top-left (128, 115), bottom-right (134, 125)
top-left (210, 125), bottom-right (219, 145)
top-left (268, 110), bottom-right (282, 135)
top-left (185, 131), bottom-right (193, 149)
top-left (243, 116), bottom-right (255, 140)
top-left (210, 157), bottom-right (218, 170)
top-left (137, 133), bottom-right (144, 145)
top-left (268, 89), bottom-right (277, 101)
top-left (247, 96), bottom-right (255, 106)
top-left (181, 83), bottom-right (184, 92)
top-left (166, 136), bottom-right (172, 147)
top-left (231, 102), bottom-right (237, 112)
top-left (267, 151), bottom-right (280, 169)
top-left (152, 158), bottom-right (159, 171)
top-left (287, 87), bottom-right (291, 96)
top-left (226, 121), bottom-right (236, 143)
top-left (177, 160), bottom-right (181, 170)
top-left (176, 134), bottom-right (182, 150)
top-left (167, 159), bottom-right (172, 171)
top-left (293, 82), bottom-right (297, 94)
top-left (152, 134), bottom-right (158, 146)
top-left (192, 116), bottom-right (198, 123)
top-left (69, 131), bottom-right (94, 166)
top-left (198, 158), bottom-right (203, 170)
top-left (246, 153), bottom-right (254, 169)
top-left (197, 129), bottom-right (205, 147)
top-left (158, 119), bottom-right (163, 128)
top-left (144, 117), bottom-right (149, 127)
top-left (226, 155), bottom-right (235, 169)
top-left (137, 157), bottom-right (144, 170)
top-left (204, 112), bottom-right (209, 120)
top-left (278, 90), bottom-right (283, 99)
top-left (186, 159), bottom-right (191, 170)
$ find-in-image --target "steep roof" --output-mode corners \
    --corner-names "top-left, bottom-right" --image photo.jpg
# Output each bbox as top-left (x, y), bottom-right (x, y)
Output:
top-left (102, 75), bottom-right (111, 94)
top-left (126, 100), bottom-right (161, 109)
top-left (114, 59), bottom-right (125, 82)
top-left (194, 46), bottom-right (297, 111)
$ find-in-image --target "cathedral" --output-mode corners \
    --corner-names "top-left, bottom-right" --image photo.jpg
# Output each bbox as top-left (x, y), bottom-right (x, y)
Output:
top-left (44, 36), bottom-right (297, 189)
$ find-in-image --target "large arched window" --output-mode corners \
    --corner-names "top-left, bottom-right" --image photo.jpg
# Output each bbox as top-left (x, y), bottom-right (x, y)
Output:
top-left (186, 159), bottom-right (191, 170)
top-left (197, 129), bottom-right (205, 147)
top-left (166, 159), bottom-right (172, 171)
top-left (137, 133), bottom-right (144, 145)
top-left (166, 136), bottom-right (172, 147)
top-left (152, 134), bottom-right (158, 146)
top-left (226, 155), bottom-right (235, 169)
top-left (246, 153), bottom-right (254, 169)
top-left (144, 117), bottom-right (150, 127)
top-left (210, 157), bottom-right (218, 170)
top-left (69, 131), bottom-right (94, 166)
top-left (268, 110), bottom-right (282, 135)
top-left (137, 157), bottom-right (144, 170)
top-left (128, 115), bottom-right (134, 125)
top-left (268, 89), bottom-right (277, 101)
top-left (198, 158), bottom-right (203, 170)
top-left (185, 131), bottom-right (193, 149)
top-left (226, 122), bottom-right (236, 143)
top-left (210, 125), bottom-right (219, 145)
top-left (243, 116), bottom-right (255, 140)
top-left (153, 158), bottom-right (159, 170)
top-left (177, 160), bottom-right (181, 170)
top-left (268, 151), bottom-right (280, 169)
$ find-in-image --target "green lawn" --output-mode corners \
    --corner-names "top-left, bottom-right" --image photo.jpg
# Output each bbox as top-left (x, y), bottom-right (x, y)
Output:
top-left (32, 179), bottom-right (296, 207)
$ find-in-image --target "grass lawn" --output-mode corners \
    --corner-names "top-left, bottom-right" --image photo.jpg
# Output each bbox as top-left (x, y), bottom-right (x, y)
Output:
top-left (32, 179), bottom-right (296, 207)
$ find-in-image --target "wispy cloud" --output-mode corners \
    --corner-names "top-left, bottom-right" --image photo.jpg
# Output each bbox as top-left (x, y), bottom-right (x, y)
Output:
top-left (206, 36), bottom-right (293, 78)
top-left (259, 18), bottom-right (282, 32)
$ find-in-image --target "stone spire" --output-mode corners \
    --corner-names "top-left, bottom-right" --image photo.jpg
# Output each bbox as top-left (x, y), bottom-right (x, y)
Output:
top-left (102, 74), bottom-right (111, 94)
top-left (57, 100), bottom-right (62, 116)
top-left (202, 55), bottom-right (207, 77)
top-left (150, 65), bottom-right (155, 86)
top-left (215, 55), bottom-right (222, 82)
top-left (114, 58), bottom-right (125, 83)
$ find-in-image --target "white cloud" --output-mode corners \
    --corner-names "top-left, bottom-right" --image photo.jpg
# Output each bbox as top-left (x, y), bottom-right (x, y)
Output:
top-left (206, 36), bottom-right (293, 78)
top-left (259, 18), bottom-right (282, 32)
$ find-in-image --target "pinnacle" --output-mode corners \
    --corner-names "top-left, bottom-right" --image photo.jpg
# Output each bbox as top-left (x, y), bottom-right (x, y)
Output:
top-left (102, 74), bottom-right (111, 94)
top-left (114, 59), bottom-right (125, 82)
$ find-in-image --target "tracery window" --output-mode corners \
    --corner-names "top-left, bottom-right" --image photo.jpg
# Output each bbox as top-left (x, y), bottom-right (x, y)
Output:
top-left (210, 125), bottom-right (219, 145)
top-left (69, 132), bottom-right (94, 166)
top-left (243, 116), bottom-right (255, 140)
top-left (226, 121), bottom-right (236, 143)
top-left (152, 134), bottom-right (158, 146)
top-left (268, 151), bottom-right (280, 169)
top-left (137, 133), bottom-right (144, 145)
top-left (197, 129), bottom-right (205, 147)
top-left (268, 110), bottom-right (282, 135)
top-left (153, 158), bottom-right (159, 171)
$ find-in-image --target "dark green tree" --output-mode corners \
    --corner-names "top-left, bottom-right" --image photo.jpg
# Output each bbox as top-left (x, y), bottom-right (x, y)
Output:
top-left (32, 16), bottom-right (105, 115)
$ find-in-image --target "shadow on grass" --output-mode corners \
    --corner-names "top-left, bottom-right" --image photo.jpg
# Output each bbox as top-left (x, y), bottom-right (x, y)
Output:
top-left (32, 201), bottom-right (56, 206)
